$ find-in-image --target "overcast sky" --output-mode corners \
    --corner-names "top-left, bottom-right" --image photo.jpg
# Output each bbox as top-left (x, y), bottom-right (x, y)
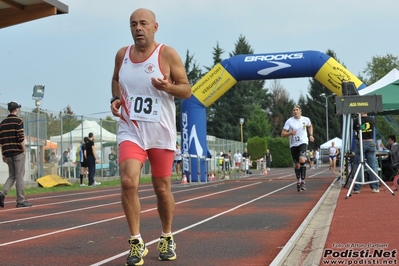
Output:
top-left (1, 0), bottom-right (398, 118)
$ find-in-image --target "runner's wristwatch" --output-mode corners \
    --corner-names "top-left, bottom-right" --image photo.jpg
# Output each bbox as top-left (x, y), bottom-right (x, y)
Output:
top-left (110, 96), bottom-right (120, 104)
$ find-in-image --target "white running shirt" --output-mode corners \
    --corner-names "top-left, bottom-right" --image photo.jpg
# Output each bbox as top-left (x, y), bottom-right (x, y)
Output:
top-left (329, 147), bottom-right (337, 156)
top-left (174, 147), bottom-right (182, 161)
top-left (283, 116), bottom-right (312, 148)
top-left (117, 44), bottom-right (176, 151)
top-left (234, 152), bottom-right (242, 163)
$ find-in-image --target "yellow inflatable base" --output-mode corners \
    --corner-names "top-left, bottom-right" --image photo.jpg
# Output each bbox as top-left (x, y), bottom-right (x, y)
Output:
top-left (36, 175), bottom-right (72, 188)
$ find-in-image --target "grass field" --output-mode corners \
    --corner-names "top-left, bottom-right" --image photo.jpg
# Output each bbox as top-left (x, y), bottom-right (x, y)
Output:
top-left (1, 174), bottom-right (182, 196)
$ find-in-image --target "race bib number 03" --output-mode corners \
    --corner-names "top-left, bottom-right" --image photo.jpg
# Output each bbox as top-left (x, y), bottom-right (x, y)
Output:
top-left (129, 94), bottom-right (162, 122)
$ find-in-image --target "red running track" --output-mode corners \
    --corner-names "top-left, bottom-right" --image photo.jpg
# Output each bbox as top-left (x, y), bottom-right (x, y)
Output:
top-left (320, 179), bottom-right (399, 265)
top-left (0, 167), bottom-right (335, 266)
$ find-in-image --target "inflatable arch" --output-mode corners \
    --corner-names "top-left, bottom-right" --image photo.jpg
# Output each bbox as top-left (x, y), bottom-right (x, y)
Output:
top-left (181, 50), bottom-right (366, 182)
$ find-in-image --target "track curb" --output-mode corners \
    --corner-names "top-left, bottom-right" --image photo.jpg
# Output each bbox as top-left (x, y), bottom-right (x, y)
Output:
top-left (271, 181), bottom-right (341, 266)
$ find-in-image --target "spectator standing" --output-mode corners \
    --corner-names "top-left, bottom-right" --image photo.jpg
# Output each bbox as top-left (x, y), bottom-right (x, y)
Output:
top-left (308, 149), bottom-right (315, 169)
top-left (86, 132), bottom-right (101, 186)
top-left (228, 150), bottom-right (233, 169)
top-left (315, 148), bottom-right (320, 169)
top-left (173, 142), bottom-right (182, 176)
top-left (60, 150), bottom-right (69, 165)
top-left (281, 105), bottom-right (314, 192)
top-left (233, 150), bottom-right (242, 171)
top-left (352, 112), bottom-right (379, 193)
top-left (218, 151), bottom-right (223, 171)
top-left (110, 8), bottom-right (192, 265)
top-left (221, 150), bottom-right (229, 172)
top-left (79, 137), bottom-right (89, 186)
top-left (242, 148), bottom-right (251, 174)
top-left (264, 149), bottom-right (272, 171)
top-left (58, 150), bottom-right (70, 177)
top-left (108, 147), bottom-right (118, 177)
top-left (0, 101), bottom-right (32, 208)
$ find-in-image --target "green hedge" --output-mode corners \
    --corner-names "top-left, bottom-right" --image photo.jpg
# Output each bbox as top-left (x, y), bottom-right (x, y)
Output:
top-left (247, 136), bottom-right (293, 168)
top-left (266, 137), bottom-right (292, 167)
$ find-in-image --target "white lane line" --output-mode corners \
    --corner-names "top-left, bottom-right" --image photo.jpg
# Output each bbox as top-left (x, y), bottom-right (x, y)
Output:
top-left (0, 187), bottom-right (149, 213)
top-left (0, 183), bottom-right (228, 223)
top-left (0, 182), bottom-right (261, 247)
top-left (90, 182), bottom-right (294, 266)
top-left (26, 184), bottom-right (153, 202)
top-left (93, 172), bottom-right (331, 266)
top-left (0, 201), bottom-right (120, 225)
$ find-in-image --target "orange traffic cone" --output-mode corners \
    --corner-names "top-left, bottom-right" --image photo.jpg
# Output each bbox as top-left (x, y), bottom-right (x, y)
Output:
top-left (264, 169), bottom-right (268, 175)
top-left (181, 173), bottom-right (188, 185)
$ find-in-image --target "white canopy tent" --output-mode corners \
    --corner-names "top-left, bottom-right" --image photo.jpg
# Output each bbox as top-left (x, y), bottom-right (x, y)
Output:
top-left (320, 137), bottom-right (342, 150)
top-left (358, 68), bottom-right (399, 95)
top-left (50, 120), bottom-right (117, 154)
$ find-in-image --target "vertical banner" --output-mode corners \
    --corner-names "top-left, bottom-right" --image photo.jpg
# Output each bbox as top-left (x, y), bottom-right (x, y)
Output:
top-left (181, 96), bottom-right (208, 182)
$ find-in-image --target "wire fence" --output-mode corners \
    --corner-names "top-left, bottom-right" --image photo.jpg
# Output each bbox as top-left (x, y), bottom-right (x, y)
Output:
top-left (0, 104), bottom-right (243, 183)
top-left (204, 135), bottom-right (246, 172)
top-left (0, 104), bottom-right (119, 182)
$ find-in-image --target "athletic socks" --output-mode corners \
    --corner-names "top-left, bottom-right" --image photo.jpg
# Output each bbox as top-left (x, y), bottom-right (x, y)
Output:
top-left (161, 231), bottom-right (172, 237)
top-left (300, 163), bottom-right (306, 181)
top-left (295, 168), bottom-right (301, 181)
top-left (131, 234), bottom-right (142, 242)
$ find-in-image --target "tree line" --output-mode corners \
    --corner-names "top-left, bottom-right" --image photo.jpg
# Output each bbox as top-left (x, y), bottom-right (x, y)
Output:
top-left (37, 34), bottom-right (399, 158)
top-left (183, 35), bottom-right (399, 156)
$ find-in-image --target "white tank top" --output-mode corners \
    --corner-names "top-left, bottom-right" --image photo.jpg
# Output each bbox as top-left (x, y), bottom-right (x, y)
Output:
top-left (117, 44), bottom-right (176, 151)
top-left (283, 116), bottom-right (311, 148)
